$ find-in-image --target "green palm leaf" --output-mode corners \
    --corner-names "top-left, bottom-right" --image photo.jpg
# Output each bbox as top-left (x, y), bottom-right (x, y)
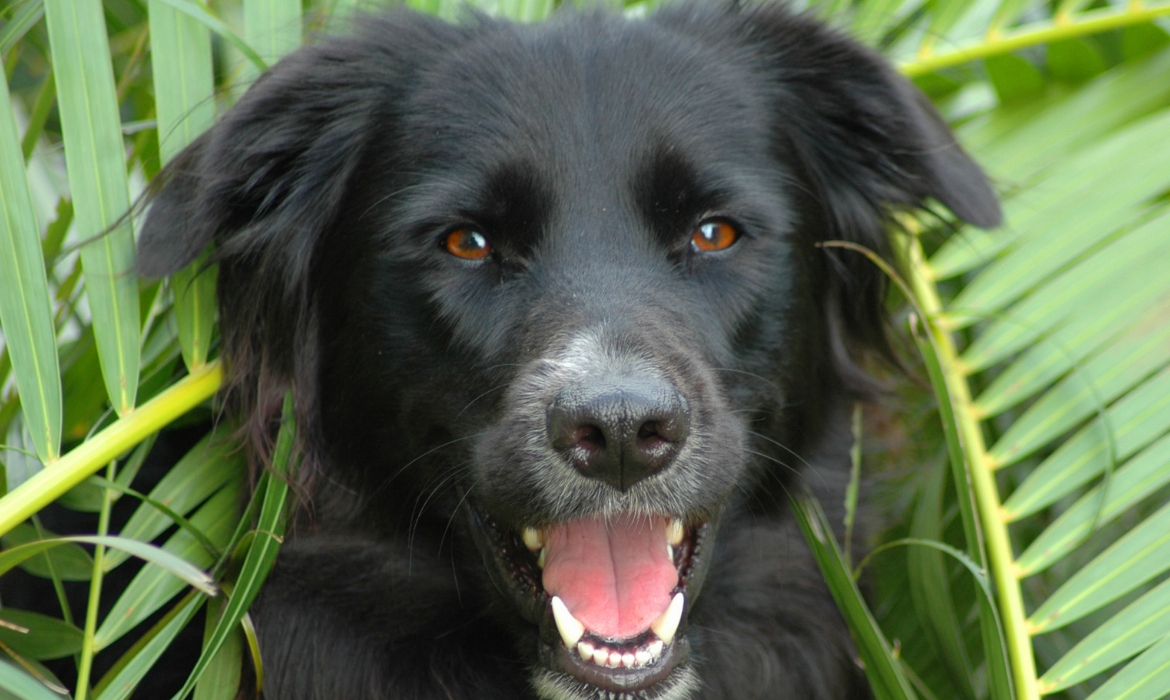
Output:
top-left (1040, 578), bottom-right (1170, 692)
top-left (242, 0), bottom-right (302, 85)
top-left (149, 0), bottom-right (219, 372)
top-left (0, 62), bottom-right (61, 464)
top-left (897, 20), bottom-right (1170, 698)
top-left (43, 0), bottom-right (140, 417)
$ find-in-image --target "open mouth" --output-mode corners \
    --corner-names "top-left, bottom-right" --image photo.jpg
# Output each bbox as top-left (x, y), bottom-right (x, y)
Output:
top-left (473, 509), bottom-right (713, 696)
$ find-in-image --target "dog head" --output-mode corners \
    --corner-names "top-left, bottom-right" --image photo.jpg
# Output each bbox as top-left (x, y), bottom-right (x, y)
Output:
top-left (140, 3), bottom-right (998, 698)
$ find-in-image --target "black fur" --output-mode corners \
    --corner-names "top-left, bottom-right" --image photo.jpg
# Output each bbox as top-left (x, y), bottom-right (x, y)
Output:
top-left (139, 3), bottom-right (999, 698)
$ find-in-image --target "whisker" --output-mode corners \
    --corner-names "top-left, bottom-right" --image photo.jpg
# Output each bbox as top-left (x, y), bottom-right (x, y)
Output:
top-left (441, 480), bottom-right (478, 555)
top-left (359, 175), bottom-right (472, 219)
top-left (710, 366), bottom-right (781, 392)
top-left (479, 362), bottom-right (526, 373)
top-left (744, 447), bottom-right (828, 491)
top-left (746, 430), bottom-right (814, 472)
top-left (455, 384), bottom-right (509, 421)
top-left (372, 431), bottom-right (486, 498)
top-left (407, 462), bottom-right (474, 568)
top-left (744, 448), bottom-right (800, 477)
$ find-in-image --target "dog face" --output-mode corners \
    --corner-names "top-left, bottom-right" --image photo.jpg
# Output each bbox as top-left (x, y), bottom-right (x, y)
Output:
top-left (140, 3), bottom-right (998, 698)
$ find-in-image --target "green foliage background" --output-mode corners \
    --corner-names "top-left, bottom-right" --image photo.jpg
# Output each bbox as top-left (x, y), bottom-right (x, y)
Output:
top-left (0, 0), bottom-right (1168, 698)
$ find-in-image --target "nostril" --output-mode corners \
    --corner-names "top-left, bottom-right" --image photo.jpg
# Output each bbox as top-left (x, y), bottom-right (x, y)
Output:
top-left (636, 421), bottom-right (671, 454)
top-left (635, 417), bottom-right (682, 466)
top-left (637, 421), bottom-right (660, 441)
top-left (636, 433), bottom-right (669, 460)
top-left (575, 425), bottom-right (605, 451)
top-left (645, 405), bottom-right (689, 445)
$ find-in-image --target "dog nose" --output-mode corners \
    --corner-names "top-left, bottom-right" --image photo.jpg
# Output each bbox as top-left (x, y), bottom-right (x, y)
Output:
top-left (547, 377), bottom-right (689, 490)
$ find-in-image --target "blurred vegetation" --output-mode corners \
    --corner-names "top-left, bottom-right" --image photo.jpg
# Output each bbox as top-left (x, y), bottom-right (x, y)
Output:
top-left (1, 0), bottom-right (1169, 698)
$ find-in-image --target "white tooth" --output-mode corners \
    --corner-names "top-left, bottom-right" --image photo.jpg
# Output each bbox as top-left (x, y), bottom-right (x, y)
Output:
top-left (667, 544), bottom-right (674, 561)
top-left (550, 596), bottom-right (585, 648)
top-left (635, 650), bottom-right (651, 666)
top-left (647, 639), bottom-right (664, 658)
top-left (650, 593), bottom-right (685, 646)
top-left (537, 548), bottom-right (546, 568)
top-left (621, 653), bottom-right (635, 668)
top-left (577, 641), bottom-right (595, 660)
top-left (522, 527), bottom-right (544, 551)
top-left (607, 651), bottom-right (622, 668)
top-left (667, 519), bottom-right (685, 546)
top-left (592, 648), bottom-right (609, 665)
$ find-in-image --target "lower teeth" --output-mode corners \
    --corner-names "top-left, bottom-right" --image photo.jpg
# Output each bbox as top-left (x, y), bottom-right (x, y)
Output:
top-left (576, 637), bottom-right (666, 669)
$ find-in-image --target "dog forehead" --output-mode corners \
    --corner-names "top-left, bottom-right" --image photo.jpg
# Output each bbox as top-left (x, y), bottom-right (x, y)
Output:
top-left (397, 14), bottom-right (773, 179)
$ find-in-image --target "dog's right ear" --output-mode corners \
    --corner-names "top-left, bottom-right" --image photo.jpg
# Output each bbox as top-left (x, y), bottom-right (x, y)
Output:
top-left (138, 36), bottom-right (386, 289)
top-left (139, 9), bottom-right (463, 346)
top-left (139, 11), bottom-right (441, 287)
top-left (139, 10), bottom-right (460, 469)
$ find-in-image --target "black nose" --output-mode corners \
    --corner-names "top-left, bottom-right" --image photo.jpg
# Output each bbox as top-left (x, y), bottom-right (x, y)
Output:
top-left (547, 376), bottom-right (689, 491)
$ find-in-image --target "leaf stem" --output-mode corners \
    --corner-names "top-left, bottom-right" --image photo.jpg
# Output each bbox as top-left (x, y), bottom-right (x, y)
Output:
top-left (843, 402), bottom-right (862, 566)
top-left (0, 360), bottom-right (223, 540)
top-left (900, 233), bottom-right (1038, 699)
top-left (31, 514), bottom-right (75, 628)
top-left (901, 1), bottom-right (1170, 77)
top-left (75, 460), bottom-right (116, 700)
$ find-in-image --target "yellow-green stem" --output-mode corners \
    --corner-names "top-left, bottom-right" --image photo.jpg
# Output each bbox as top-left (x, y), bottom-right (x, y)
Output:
top-left (0, 360), bottom-right (223, 539)
top-left (32, 514), bottom-right (75, 627)
top-left (901, 235), bottom-right (1038, 700)
top-left (901, 1), bottom-right (1170, 77)
top-left (75, 460), bottom-right (116, 700)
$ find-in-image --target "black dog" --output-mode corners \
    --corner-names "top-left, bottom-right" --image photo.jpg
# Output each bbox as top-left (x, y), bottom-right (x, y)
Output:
top-left (139, 2), bottom-right (999, 698)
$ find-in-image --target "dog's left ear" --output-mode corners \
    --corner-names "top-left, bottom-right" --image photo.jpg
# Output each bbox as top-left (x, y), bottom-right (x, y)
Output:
top-left (774, 18), bottom-right (1003, 355)
top-left (668, 3), bottom-right (1001, 365)
top-left (759, 15), bottom-right (1003, 233)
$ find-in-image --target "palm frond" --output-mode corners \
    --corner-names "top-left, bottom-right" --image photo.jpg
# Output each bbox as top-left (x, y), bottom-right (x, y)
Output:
top-left (898, 34), bottom-right (1170, 698)
top-left (1, 1), bottom-right (1169, 698)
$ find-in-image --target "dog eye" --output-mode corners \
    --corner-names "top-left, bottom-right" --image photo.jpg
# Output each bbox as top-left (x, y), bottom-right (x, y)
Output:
top-left (690, 221), bottom-right (738, 253)
top-left (444, 228), bottom-right (491, 260)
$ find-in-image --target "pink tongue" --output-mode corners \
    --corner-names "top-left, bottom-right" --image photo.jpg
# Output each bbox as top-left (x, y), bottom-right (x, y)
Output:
top-left (542, 515), bottom-right (678, 640)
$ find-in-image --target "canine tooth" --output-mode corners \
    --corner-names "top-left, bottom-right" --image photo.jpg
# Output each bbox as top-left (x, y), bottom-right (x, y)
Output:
top-left (647, 639), bottom-right (664, 658)
top-left (537, 548), bottom-right (546, 568)
top-left (650, 593), bottom-right (684, 646)
top-left (635, 650), bottom-right (651, 666)
top-left (667, 519), bottom-right (685, 546)
top-left (667, 544), bottom-right (674, 560)
top-left (550, 596), bottom-right (585, 648)
top-left (621, 653), bottom-right (635, 668)
top-left (607, 651), bottom-right (622, 668)
top-left (577, 641), bottom-right (595, 660)
top-left (592, 648), bottom-right (609, 665)
top-left (522, 527), bottom-right (544, 552)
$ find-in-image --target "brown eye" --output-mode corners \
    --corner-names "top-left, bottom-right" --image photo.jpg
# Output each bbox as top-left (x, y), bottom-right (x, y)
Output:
top-left (445, 228), bottom-right (491, 260)
top-left (691, 221), bottom-right (738, 253)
